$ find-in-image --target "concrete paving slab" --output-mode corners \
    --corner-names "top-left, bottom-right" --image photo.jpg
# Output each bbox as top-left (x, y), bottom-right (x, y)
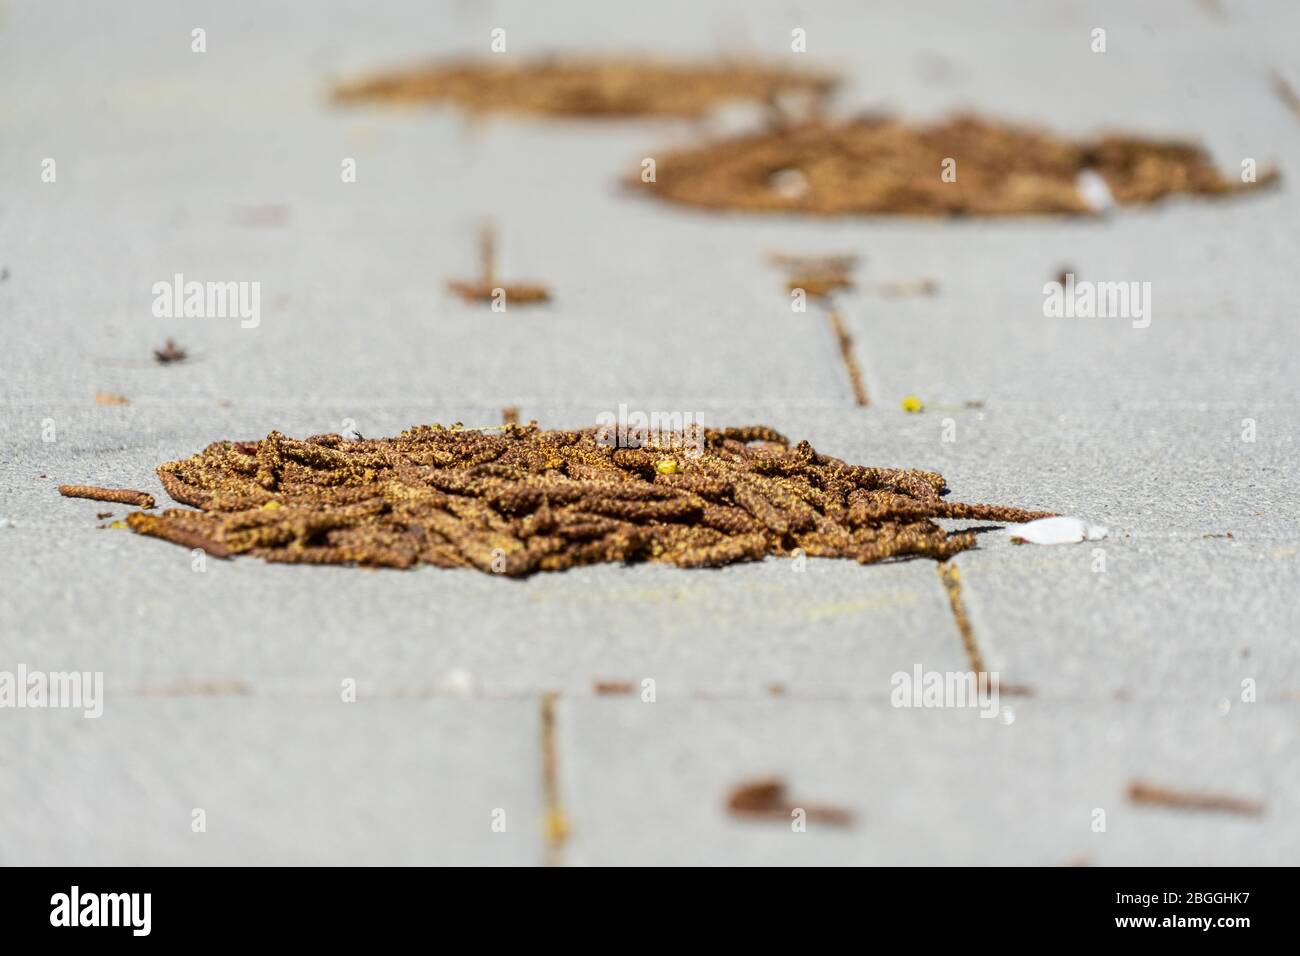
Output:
top-left (3, 402), bottom-right (1291, 701)
top-left (0, 698), bottom-right (542, 865)
top-left (0, 523), bottom-right (967, 699)
top-left (558, 697), bottom-right (1300, 865)
top-left (951, 536), bottom-right (1300, 703)
top-left (2, 0), bottom-right (1297, 865)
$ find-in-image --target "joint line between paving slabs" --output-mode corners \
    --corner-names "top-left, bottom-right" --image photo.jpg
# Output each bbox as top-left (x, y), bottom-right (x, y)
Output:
top-left (1273, 70), bottom-right (1300, 122)
top-left (540, 692), bottom-right (569, 865)
top-left (937, 561), bottom-right (986, 676)
top-left (825, 307), bottom-right (869, 406)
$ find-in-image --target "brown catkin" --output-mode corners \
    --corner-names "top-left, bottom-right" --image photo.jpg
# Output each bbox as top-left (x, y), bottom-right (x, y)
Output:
top-left (122, 423), bottom-right (1053, 576)
top-left (632, 115), bottom-right (1277, 216)
top-left (59, 485), bottom-right (155, 509)
top-left (333, 58), bottom-right (836, 119)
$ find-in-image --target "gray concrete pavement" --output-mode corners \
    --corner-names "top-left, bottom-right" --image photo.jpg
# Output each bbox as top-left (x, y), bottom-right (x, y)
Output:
top-left (1, 0), bottom-right (1297, 864)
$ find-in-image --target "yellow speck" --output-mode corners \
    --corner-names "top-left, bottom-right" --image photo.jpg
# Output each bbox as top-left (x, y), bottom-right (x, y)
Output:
top-left (261, 500), bottom-right (282, 510)
top-left (108, 520), bottom-right (127, 529)
top-left (901, 394), bottom-right (924, 413)
top-left (656, 459), bottom-right (679, 475)
top-left (543, 807), bottom-right (570, 843)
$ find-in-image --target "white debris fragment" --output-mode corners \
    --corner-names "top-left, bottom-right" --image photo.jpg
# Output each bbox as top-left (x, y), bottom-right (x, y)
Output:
top-left (1075, 168), bottom-right (1115, 213)
top-left (769, 167), bottom-right (810, 200)
top-left (438, 667), bottom-right (477, 697)
top-left (1005, 516), bottom-right (1108, 545)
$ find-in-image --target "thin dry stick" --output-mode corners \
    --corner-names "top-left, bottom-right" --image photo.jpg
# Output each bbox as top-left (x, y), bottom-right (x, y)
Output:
top-left (59, 485), bottom-right (155, 509)
top-left (826, 310), bottom-right (869, 406)
top-left (726, 777), bottom-right (853, 826)
top-left (153, 339), bottom-right (187, 364)
top-left (789, 273), bottom-right (854, 297)
top-left (1127, 779), bottom-right (1264, 817)
top-left (768, 253), bottom-right (867, 404)
top-left (1273, 71), bottom-right (1300, 121)
top-left (448, 226), bottom-right (550, 304)
top-left (540, 692), bottom-right (569, 865)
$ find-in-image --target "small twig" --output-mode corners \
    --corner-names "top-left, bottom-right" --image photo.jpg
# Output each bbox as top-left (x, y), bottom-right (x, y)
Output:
top-left (448, 280), bottom-right (550, 304)
top-left (1273, 72), bottom-right (1300, 122)
top-left (788, 273), bottom-right (854, 298)
top-left (447, 223), bottom-right (550, 305)
top-left (1127, 779), bottom-right (1264, 817)
top-left (593, 680), bottom-right (633, 695)
top-left (826, 309), bottom-right (869, 406)
top-left (59, 484), bottom-right (155, 509)
top-left (726, 777), bottom-right (853, 826)
top-left (153, 339), bottom-right (187, 364)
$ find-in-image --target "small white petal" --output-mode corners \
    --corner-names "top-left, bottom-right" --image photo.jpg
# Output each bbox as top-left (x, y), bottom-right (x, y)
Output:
top-left (438, 668), bottom-right (477, 697)
top-left (769, 168), bottom-right (810, 200)
top-left (1006, 516), bottom-right (1092, 545)
top-left (1076, 169), bottom-right (1115, 213)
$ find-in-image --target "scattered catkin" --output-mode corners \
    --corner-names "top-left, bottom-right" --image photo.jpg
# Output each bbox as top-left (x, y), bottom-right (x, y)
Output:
top-left (59, 485), bottom-right (155, 509)
top-left (153, 339), bottom-right (187, 364)
top-left (772, 252), bottom-right (857, 300)
top-left (1126, 780), bottom-right (1264, 817)
top-left (726, 777), bottom-right (853, 826)
top-left (448, 279), bottom-right (550, 305)
top-left (632, 115), bottom-right (1277, 216)
top-left (333, 58), bottom-right (836, 118)
top-left (448, 223), bottom-right (550, 306)
top-left (124, 423), bottom-right (1052, 576)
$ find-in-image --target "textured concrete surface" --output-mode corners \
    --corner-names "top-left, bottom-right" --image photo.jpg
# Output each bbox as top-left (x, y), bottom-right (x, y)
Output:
top-left (0, 699), bottom-right (541, 865)
top-left (1, 0), bottom-right (1298, 865)
top-left (559, 698), bottom-right (1297, 866)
